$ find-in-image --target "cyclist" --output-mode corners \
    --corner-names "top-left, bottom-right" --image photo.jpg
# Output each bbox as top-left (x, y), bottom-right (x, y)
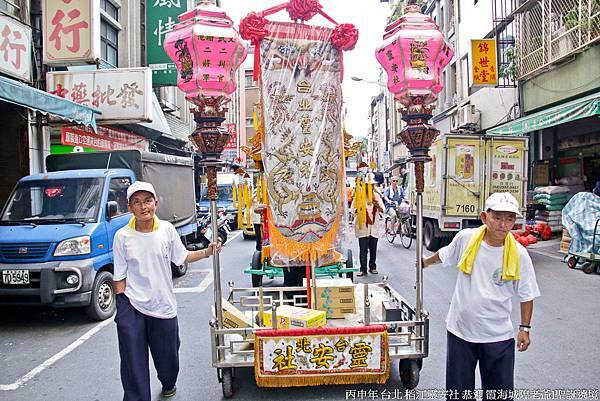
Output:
top-left (383, 176), bottom-right (405, 231)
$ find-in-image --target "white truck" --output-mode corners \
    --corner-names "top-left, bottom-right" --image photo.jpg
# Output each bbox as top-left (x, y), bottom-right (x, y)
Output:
top-left (409, 134), bottom-right (529, 251)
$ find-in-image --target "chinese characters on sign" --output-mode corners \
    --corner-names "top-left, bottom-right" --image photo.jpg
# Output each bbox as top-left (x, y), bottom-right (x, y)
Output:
top-left (146, 0), bottom-right (187, 86)
top-left (0, 16), bottom-right (32, 81)
top-left (43, 0), bottom-right (100, 65)
top-left (471, 39), bottom-right (498, 86)
top-left (222, 123), bottom-right (238, 162)
top-left (47, 68), bottom-right (152, 122)
top-left (257, 331), bottom-right (387, 381)
top-left (61, 126), bottom-right (149, 152)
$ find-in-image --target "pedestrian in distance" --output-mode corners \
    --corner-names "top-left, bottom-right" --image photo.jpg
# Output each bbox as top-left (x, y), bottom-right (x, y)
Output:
top-left (422, 192), bottom-right (540, 401)
top-left (113, 181), bottom-right (221, 401)
top-left (352, 173), bottom-right (385, 277)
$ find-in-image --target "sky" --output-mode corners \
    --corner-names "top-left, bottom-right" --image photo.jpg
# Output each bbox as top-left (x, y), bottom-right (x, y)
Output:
top-left (222, 0), bottom-right (392, 138)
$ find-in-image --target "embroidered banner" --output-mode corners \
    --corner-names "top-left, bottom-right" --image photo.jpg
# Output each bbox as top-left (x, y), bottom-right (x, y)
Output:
top-left (260, 22), bottom-right (345, 261)
top-left (254, 325), bottom-right (390, 387)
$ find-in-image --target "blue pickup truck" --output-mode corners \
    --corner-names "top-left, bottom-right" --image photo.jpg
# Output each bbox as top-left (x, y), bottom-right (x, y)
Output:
top-left (0, 150), bottom-right (199, 320)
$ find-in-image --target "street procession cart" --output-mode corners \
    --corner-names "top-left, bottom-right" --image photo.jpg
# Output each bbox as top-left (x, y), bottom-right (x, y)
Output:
top-left (163, 0), bottom-right (452, 398)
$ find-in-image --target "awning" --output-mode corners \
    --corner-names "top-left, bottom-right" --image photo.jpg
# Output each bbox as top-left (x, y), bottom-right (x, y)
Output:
top-left (0, 74), bottom-right (100, 131)
top-left (487, 91), bottom-right (600, 136)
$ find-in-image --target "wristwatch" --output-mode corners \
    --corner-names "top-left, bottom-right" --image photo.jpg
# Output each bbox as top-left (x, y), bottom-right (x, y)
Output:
top-left (519, 325), bottom-right (531, 333)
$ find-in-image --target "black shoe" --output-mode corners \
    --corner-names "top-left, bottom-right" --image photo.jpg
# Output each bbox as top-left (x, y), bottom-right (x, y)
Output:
top-left (357, 271), bottom-right (367, 277)
top-left (161, 386), bottom-right (177, 398)
top-left (369, 268), bottom-right (378, 274)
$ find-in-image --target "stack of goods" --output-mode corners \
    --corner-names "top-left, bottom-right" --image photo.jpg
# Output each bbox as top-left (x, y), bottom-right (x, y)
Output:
top-left (309, 278), bottom-right (356, 319)
top-left (262, 305), bottom-right (327, 329)
top-left (533, 186), bottom-right (572, 227)
top-left (560, 228), bottom-right (572, 253)
top-left (534, 210), bottom-right (564, 232)
top-left (556, 176), bottom-right (586, 196)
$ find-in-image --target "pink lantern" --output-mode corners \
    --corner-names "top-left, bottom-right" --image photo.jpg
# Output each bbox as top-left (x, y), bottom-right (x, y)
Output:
top-left (163, 0), bottom-right (247, 104)
top-left (375, 3), bottom-right (453, 109)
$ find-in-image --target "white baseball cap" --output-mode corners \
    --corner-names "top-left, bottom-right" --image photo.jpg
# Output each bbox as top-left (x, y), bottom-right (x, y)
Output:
top-left (127, 181), bottom-right (157, 202)
top-left (484, 192), bottom-right (522, 217)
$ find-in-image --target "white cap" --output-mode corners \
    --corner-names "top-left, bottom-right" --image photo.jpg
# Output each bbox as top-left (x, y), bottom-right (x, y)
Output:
top-left (127, 181), bottom-right (157, 202)
top-left (484, 192), bottom-right (522, 217)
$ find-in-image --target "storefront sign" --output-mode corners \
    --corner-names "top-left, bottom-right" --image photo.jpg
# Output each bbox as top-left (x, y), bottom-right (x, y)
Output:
top-left (222, 123), bottom-right (238, 161)
top-left (42, 0), bottom-right (100, 65)
top-left (254, 326), bottom-right (390, 387)
top-left (489, 139), bottom-right (525, 206)
top-left (0, 16), bottom-right (32, 82)
top-left (146, 0), bottom-right (187, 86)
top-left (471, 39), bottom-right (497, 86)
top-left (61, 125), bottom-right (149, 151)
top-left (47, 68), bottom-right (152, 123)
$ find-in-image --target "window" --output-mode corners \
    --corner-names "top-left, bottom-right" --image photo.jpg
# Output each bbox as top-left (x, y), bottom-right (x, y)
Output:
top-left (101, 0), bottom-right (118, 20)
top-left (108, 178), bottom-right (131, 217)
top-left (100, 0), bottom-right (119, 67)
top-left (450, 62), bottom-right (457, 101)
top-left (0, 0), bottom-right (20, 18)
top-left (245, 73), bottom-right (255, 88)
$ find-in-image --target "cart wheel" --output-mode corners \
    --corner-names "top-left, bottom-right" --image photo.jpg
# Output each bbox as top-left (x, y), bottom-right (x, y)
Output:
top-left (582, 262), bottom-right (595, 274)
top-left (399, 359), bottom-right (420, 390)
top-left (566, 256), bottom-right (578, 269)
top-left (221, 368), bottom-right (234, 398)
top-left (251, 250), bottom-right (263, 287)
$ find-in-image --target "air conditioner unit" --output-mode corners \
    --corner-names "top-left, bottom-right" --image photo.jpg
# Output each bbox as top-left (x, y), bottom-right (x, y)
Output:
top-left (458, 104), bottom-right (477, 128)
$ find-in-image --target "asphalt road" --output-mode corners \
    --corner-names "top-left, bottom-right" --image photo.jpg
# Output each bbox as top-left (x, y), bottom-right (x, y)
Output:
top-left (1, 230), bottom-right (599, 401)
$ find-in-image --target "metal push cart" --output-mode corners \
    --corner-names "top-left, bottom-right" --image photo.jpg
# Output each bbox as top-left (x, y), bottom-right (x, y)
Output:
top-left (209, 276), bottom-right (430, 398)
top-left (566, 218), bottom-right (600, 274)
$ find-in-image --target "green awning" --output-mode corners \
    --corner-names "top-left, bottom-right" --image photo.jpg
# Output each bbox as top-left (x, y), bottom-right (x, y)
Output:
top-left (0, 75), bottom-right (100, 131)
top-left (487, 92), bottom-right (600, 136)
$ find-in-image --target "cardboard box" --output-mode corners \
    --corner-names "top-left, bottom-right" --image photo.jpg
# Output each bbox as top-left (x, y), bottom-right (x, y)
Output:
top-left (262, 305), bottom-right (326, 329)
top-left (318, 305), bottom-right (356, 319)
top-left (304, 278), bottom-right (355, 298)
top-left (219, 298), bottom-right (253, 330)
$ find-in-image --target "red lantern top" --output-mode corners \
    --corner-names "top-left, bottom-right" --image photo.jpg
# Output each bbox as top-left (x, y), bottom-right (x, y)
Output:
top-left (163, 0), bottom-right (247, 105)
top-left (375, 4), bottom-right (453, 109)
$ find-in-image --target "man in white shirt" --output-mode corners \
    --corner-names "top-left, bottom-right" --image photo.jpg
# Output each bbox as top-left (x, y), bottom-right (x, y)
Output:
top-left (423, 192), bottom-right (540, 401)
top-left (113, 181), bottom-right (221, 401)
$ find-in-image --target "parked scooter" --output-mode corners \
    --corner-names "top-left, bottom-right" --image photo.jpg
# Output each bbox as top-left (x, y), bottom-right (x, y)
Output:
top-left (192, 210), bottom-right (228, 250)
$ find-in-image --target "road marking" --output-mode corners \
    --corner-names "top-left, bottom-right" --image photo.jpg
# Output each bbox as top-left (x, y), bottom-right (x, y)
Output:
top-left (0, 318), bottom-right (114, 391)
top-left (174, 269), bottom-right (213, 294)
top-left (228, 230), bottom-right (243, 242)
top-left (0, 230), bottom-right (244, 391)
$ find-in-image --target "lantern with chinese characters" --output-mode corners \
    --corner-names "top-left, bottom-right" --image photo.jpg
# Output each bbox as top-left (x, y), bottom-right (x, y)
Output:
top-left (163, 0), bottom-right (247, 105)
top-left (375, 2), bottom-right (453, 113)
top-left (375, 1), bottom-right (453, 327)
top-left (163, 0), bottom-right (247, 342)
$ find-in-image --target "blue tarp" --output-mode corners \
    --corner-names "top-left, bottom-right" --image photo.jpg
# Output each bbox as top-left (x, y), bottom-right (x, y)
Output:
top-left (562, 192), bottom-right (600, 255)
top-left (0, 75), bottom-right (100, 131)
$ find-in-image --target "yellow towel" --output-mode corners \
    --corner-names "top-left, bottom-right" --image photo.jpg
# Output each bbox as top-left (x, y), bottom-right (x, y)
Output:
top-left (128, 215), bottom-right (160, 232)
top-left (457, 225), bottom-right (520, 281)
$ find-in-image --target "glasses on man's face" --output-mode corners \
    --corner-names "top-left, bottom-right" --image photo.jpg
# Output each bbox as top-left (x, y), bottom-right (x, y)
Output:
top-left (130, 198), bottom-right (155, 208)
top-left (392, 180), bottom-right (398, 183)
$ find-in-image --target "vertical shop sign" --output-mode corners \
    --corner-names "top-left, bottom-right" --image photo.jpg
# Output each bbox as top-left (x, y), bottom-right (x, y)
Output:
top-left (146, 0), bottom-right (187, 86)
top-left (471, 39), bottom-right (497, 86)
top-left (43, 0), bottom-right (100, 65)
top-left (0, 16), bottom-right (32, 81)
top-left (222, 123), bottom-right (238, 161)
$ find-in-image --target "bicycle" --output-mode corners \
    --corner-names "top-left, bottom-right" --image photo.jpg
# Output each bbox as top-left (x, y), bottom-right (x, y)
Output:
top-left (385, 202), bottom-right (413, 249)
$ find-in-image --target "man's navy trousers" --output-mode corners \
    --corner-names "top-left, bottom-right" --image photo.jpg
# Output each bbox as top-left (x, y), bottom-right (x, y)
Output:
top-left (115, 294), bottom-right (180, 401)
top-left (446, 331), bottom-right (515, 401)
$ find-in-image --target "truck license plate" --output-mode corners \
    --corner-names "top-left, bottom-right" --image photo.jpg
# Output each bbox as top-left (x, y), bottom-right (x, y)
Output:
top-left (2, 270), bottom-right (30, 285)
